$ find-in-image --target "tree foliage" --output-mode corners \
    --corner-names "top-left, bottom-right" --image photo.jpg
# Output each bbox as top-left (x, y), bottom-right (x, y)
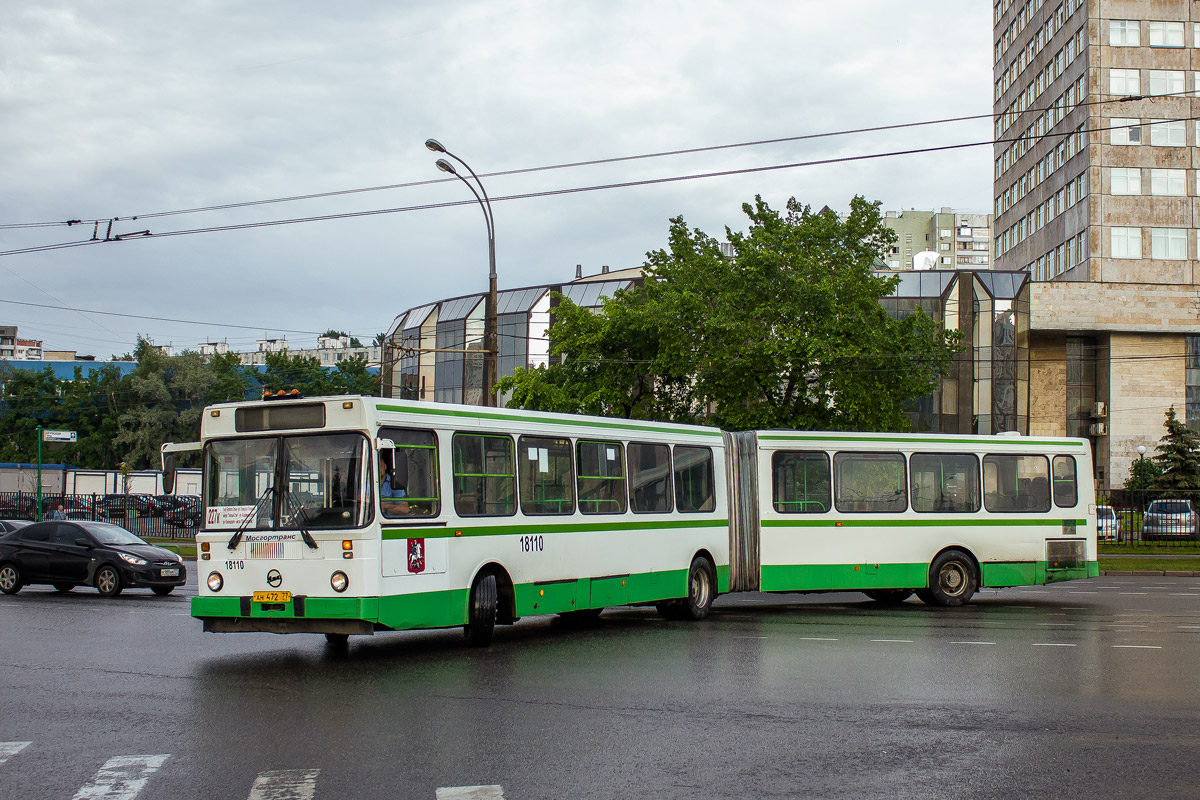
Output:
top-left (0, 336), bottom-right (380, 470)
top-left (1149, 406), bottom-right (1200, 492)
top-left (499, 196), bottom-right (961, 431)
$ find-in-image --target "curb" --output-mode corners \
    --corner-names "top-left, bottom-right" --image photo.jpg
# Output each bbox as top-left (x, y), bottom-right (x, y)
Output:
top-left (1101, 569), bottom-right (1200, 577)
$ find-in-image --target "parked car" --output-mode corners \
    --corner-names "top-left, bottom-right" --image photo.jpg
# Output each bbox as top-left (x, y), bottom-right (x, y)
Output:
top-left (97, 495), bottom-right (155, 519)
top-left (0, 520), bottom-right (186, 596)
top-left (1097, 505), bottom-right (1121, 541)
top-left (165, 498), bottom-right (201, 529)
top-left (0, 497), bottom-right (36, 521)
top-left (0, 520), bottom-right (30, 534)
top-left (41, 496), bottom-right (97, 517)
top-left (1142, 499), bottom-right (1198, 539)
top-left (152, 494), bottom-right (198, 517)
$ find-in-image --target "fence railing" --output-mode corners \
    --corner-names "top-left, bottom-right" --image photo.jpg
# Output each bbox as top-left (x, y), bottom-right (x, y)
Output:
top-left (0, 491), bottom-right (199, 540)
top-left (1100, 489), bottom-right (1200, 547)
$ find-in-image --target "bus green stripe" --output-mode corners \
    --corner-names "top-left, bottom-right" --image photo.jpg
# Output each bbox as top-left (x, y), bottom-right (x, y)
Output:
top-left (377, 403), bottom-right (723, 438)
top-left (757, 433), bottom-right (1085, 447)
top-left (382, 518), bottom-right (729, 540)
top-left (762, 518), bottom-right (1086, 529)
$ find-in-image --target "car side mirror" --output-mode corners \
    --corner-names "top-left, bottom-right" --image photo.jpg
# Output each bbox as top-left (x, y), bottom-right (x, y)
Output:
top-left (75, 538), bottom-right (92, 548)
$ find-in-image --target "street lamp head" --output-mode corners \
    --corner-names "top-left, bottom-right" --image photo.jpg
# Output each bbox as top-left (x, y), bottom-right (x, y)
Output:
top-left (425, 138), bottom-right (447, 154)
top-left (435, 158), bottom-right (457, 175)
top-left (1137, 445), bottom-right (1147, 456)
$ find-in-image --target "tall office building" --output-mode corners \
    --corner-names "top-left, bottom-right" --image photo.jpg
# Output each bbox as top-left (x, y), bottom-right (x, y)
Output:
top-left (993, 0), bottom-right (1200, 488)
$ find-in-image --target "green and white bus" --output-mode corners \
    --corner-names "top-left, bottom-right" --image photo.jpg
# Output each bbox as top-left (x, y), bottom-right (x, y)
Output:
top-left (170, 395), bottom-right (1096, 645)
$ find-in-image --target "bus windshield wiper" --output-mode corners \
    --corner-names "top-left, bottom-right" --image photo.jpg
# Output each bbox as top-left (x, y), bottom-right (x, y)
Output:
top-left (281, 489), bottom-right (319, 550)
top-left (227, 483), bottom-right (274, 551)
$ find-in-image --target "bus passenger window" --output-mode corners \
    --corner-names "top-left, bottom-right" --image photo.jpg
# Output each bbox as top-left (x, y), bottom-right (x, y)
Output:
top-left (1052, 456), bottom-right (1078, 507)
top-left (674, 446), bottom-right (715, 513)
top-left (833, 452), bottom-right (907, 513)
top-left (379, 428), bottom-right (440, 518)
top-left (772, 451), bottom-right (830, 514)
top-left (909, 453), bottom-right (980, 513)
top-left (519, 436), bottom-right (575, 515)
top-left (452, 433), bottom-right (516, 517)
top-left (982, 454), bottom-right (1051, 513)
top-left (628, 443), bottom-right (672, 513)
top-left (577, 440), bottom-right (626, 514)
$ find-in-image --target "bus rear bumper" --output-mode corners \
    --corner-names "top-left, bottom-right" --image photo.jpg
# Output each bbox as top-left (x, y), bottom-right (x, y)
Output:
top-left (200, 617), bottom-right (374, 635)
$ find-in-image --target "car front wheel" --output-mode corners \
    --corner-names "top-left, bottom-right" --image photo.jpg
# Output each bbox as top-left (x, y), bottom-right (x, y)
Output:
top-left (95, 565), bottom-right (122, 597)
top-left (0, 563), bottom-right (22, 595)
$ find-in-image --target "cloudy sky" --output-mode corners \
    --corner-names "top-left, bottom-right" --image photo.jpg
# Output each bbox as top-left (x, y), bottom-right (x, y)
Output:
top-left (0, 1), bottom-right (993, 359)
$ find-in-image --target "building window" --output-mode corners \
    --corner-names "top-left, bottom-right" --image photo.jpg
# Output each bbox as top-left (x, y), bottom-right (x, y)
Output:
top-left (1150, 168), bottom-right (1187, 196)
top-left (1111, 227), bottom-right (1142, 259)
top-left (1148, 21), bottom-right (1185, 48)
top-left (1152, 227), bottom-right (1188, 259)
top-left (1109, 69), bottom-right (1140, 96)
top-left (1110, 167), bottom-right (1141, 195)
top-left (1188, 336), bottom-right (1200, 433)
top-left (1195, 22), bottom-right (1200, 48)
top-left (1109, 20), bottom-right (1139, 46)
top-left (1150, 120), bottom-right (1187, 147)
top-left (1065, 336), bottom-right (1097, 440)
top-left (1149, 70), bottom-right (1185, 97)
top-left (1110, 118), bottom-right (1141, 145)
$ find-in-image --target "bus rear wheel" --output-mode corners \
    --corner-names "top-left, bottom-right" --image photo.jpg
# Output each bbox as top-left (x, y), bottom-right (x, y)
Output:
top-left (464, 571), bottom-right (498, 646)
top-left (864, 589), bottom-right (913, 605)
top-left (919, 551), bottom-right (978, 607)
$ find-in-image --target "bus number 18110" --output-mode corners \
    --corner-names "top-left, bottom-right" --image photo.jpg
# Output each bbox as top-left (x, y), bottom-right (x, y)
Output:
top-left (519, 535), bottom-right (544, 553)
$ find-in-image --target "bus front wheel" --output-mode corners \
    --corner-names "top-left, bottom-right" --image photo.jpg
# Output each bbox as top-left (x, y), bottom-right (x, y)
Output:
top-left (919, 551), bottom-right (978, 607)
top-left (464, 572), bottom-right (498, 646)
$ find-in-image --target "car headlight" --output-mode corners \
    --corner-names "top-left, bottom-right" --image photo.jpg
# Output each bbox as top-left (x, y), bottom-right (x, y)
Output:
top-left (207, 572), bottom-right (223, 592)
top-left (118, 552), bottom-right (148, 566)
top-left (331, 571), bottom-right (348, 593)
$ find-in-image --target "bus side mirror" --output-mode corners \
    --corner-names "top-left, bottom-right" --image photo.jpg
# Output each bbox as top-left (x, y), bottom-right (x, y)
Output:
top-left (392, 450), bottom-right (409, 491)
top-left (163, 454), bottom-right (177, 494)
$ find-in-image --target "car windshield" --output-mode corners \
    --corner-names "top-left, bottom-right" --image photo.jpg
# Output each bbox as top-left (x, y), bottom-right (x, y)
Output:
top-left (80, 523), bottom-right (147, 546)
top-left (204, 433), bottom-right (373, 530)
top-left (1098, 507), bottom-right (1115, 520)
top-left (1151, 501), bottom-right (1192, 514)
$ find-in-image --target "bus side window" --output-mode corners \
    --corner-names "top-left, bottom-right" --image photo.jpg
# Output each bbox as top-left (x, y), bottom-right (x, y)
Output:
top-left (833, 452), bottom-right (907, 513)
top-left (577, 440), bottom-right (626, 514)
top-left (452, 433), bottom-right (516, 517)
top-left (983, 454), bottom-right (1051, 513)
top-left (771, 451), bottom-right (830, 514)
top-left (1052, 455), bottom-right (1078, 508)
top-left (628, 442), bottom-right (672, 513)
top-left (910, 453), bottom-right (980, 513)
top-left (674, 446), bottom-right (715, 513)
top-left (379, 427), bottom-right (440, 518)
top-left (518, 435), bottom-right (575, 515)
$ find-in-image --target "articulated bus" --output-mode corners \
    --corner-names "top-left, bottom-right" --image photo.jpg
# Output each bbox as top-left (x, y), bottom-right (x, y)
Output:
top-left (166, 395), bottom-right (1097, 646)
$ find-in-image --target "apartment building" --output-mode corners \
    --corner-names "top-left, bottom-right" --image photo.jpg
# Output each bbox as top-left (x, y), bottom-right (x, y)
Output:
top-left (882, 209), bottom-right (994, 271)
top-left (994, 0), bottom-right (1200, 488)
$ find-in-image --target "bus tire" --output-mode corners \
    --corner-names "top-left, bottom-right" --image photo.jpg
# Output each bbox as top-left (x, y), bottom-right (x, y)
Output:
top-left (324, 633), bottom-right (349, 647)
top-left (682, 556), bottom-right (715, 621)
top-left (924, 551), bottom-right (978, 607)
top-left (864, 589), bottom-right (912, 605)
top-left (464, 571), bottom-right (498, 646)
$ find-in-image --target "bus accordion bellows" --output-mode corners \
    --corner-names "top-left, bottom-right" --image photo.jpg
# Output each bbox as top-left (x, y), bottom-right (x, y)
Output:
top-left (170, 395), bottom-right (1097, 646)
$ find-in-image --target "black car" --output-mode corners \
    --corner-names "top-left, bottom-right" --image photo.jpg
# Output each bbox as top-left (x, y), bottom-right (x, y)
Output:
top-left (165, 499), bottom-right (201, 529)
top-left (97, 495), bottom-right (154, 519)
top-left (0, 520), bottom-right (30, 534)
top-left (0, 520), bottom-right (186, 597)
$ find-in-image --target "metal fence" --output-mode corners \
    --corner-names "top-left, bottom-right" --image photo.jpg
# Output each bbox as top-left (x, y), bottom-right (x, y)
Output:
top-left (0, 491), bottom-right (198, 540)
top-left (1101, 489), bottom-right (1200, 547)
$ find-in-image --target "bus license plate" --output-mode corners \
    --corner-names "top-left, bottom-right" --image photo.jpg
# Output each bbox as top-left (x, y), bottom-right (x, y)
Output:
top-left (253, 591), bottom-right (291, 603)
top-left (160, 568), bottom-right (179, 577)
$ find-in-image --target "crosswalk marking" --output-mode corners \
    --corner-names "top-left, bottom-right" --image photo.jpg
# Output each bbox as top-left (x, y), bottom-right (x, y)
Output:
top-left (72, 754), bottom-right (169, 800)
top-left (248, 769), bottom-right (320, 800)
top-left (436, 786), bottom-right (507, 800)
top-left (0, 742), bottom-right (30, 765)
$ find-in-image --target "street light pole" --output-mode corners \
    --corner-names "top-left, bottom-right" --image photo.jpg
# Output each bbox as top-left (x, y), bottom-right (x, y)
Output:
top-left (1136, 444), bottom-right (1147, 543)
top-left (425, 138), bottom-right (498, 408)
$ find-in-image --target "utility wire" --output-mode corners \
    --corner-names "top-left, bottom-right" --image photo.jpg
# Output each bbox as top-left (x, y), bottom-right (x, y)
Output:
top-left (0, 87), bottom-right (1190, 231)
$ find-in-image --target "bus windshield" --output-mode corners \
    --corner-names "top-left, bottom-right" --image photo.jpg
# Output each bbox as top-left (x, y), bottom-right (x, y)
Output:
top-left (204, 433), bottom-right (373, 530)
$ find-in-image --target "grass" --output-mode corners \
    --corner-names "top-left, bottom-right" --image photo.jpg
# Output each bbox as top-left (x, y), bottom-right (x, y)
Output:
top-left (1098, 557), bottom-right (1200, 572)
top-left (145, 538), bottom-right (196, 558)
top-left (1099, 543), bottom-right (1200, 555)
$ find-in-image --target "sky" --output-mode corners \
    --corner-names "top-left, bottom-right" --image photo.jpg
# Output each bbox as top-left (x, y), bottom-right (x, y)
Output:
top-left (0, 1), bottom-right (994, 360)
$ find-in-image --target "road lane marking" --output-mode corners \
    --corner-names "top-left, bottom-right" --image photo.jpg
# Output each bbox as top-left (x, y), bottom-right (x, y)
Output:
top-left (72, 754), bottom-right (168, 800)
top-left (1119, 592), bottom-right (1148, 595)
top-left (1068, 591), bottom-right (1098, 594)
top-left (1032, 643), bottom-right (1076, 647)
top-left (1105, 623), bottom-right (1149, 627)
top-left (951, 641), bottom-right (996, 645)
top-left (1169, 593), bottom-right (1200, 597)
top-left (870, 639), bottom-right (913, 643)
top-left (1036, 622), bottom-right (1075, 627)
top-left (1177, 625), bottom-right (1200, 629)
top-left (734, 636), bottom-right (768, 639)
top-left (1112, 645), bottom-right (1163, 649)
top-left (0, 742), bottom-right (30, 765)
top-left (800, 637), bottom-right (839, 641)
top-left (436, 786), bottom-right (506, 799)
top-left (247, 769), bottom-right (319, 800)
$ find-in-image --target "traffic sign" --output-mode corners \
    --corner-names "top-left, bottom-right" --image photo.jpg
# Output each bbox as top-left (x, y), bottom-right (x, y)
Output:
top-left (42, 429), bottom-right (76, 443)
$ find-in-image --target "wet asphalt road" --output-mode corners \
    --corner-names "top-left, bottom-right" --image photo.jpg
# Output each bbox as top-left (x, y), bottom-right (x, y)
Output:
top-left (2, 576), bottom-right (1200, 799)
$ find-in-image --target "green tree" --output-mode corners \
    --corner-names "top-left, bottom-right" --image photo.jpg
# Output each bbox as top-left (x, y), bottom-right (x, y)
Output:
top-left (1150, 406), bottom-right (1200, 492)
top-left (113, 338), bottom-right (215, 468)
top-left (500, 195), bottom-right (960, 431)
top-left (209, 350), bottom-right (257, 403)
top-left (261, 351), bottom-right (336, 397)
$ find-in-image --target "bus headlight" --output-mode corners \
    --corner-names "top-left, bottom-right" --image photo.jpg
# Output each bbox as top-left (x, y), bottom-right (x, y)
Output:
top-left (207, 572), bottom-right (224, 592)
top-left (331, 571), bottom-right (348, 593)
